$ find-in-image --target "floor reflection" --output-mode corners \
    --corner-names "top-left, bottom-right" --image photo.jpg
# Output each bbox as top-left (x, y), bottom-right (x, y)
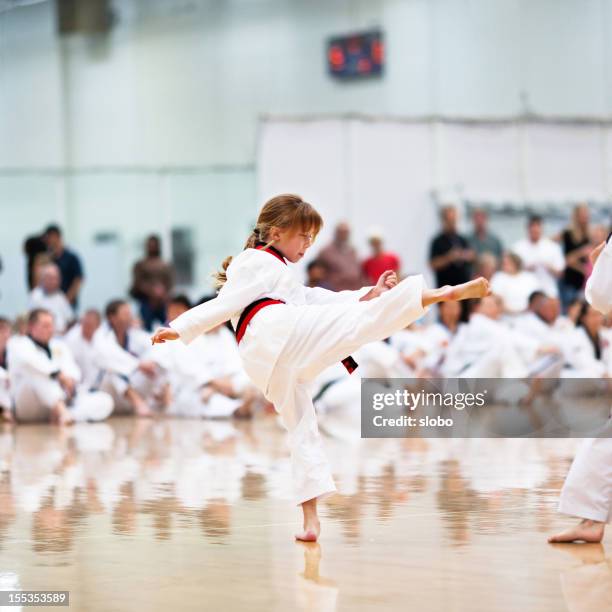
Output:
top-left (0, 417), bottom-right (607, 611)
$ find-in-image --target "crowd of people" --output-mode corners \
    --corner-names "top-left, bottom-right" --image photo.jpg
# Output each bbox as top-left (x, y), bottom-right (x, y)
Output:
top-left (0, 204), bottom-right (610, 427)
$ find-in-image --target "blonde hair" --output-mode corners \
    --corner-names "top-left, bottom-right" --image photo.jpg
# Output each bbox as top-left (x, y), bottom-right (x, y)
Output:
top-left (214, 194), bottom-right (323, 288)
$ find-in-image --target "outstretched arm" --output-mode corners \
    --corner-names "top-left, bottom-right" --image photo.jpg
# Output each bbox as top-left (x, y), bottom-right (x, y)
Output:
top-left (152, 253), bottom-right (270, 345)
top-left (304, 271), bottom-right (397, 305)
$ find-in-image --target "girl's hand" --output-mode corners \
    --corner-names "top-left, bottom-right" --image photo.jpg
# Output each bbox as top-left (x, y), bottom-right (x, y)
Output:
top-left (375, 270), bottom-right (398, 294)
top-left (151, 327), bottom-right (179, 345)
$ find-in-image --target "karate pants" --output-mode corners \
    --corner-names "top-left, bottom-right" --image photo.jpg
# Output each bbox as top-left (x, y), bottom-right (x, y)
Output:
top-left (14, 374), bottom-right (113, 423)
top-left (167, 387), bottom-right (242, 419)
top-left (99, 368), bottom-right (168, 415)
top-left (558, 420), bottom-right (612, 523)
top-left (255, 275), bottom-right (426, 505)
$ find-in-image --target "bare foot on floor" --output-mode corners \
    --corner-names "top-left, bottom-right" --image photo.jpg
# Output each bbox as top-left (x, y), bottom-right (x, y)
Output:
top-left (295, 518), bottom-right (320, 542)
top-left (444, 276), bottom-right (490, 301)
top-left (132, 397), bottom-right (153, 418)
top-left (548, 519), bottom-right (605, 543)
top-left (51, 406), bottom-right (74, 427)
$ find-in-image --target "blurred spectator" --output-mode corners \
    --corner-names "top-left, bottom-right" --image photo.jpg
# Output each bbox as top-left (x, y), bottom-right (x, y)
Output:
top-left (558, 204), bottom-right (591, 310)
top-left (468, 208), bottom-right (503, 260)
top-left (361, 227), bottom-right (401, 286)
top-left (0, 317), bottom-right (12, 422)
top-left (8, 309), bottom-right (112, 425)
top-left (473, 252), bottom-right (498, 281)
top-left (130, 235), bottom-right (174, 331)
top-left (28, 263), bottom-right (74, 334)
top-left (64, 310), bottom-right (103, 389)
top-left (429, 205), bottom-right (474, 287)
top-left (98, 299), bottom-right (169, 416)
top-left (317, 222), bottom-right (364, 290)
top-left (306, 260), bottom-right (333, 290)
top-left (490, 252), bottom-right (540, 315)
top-left (43, 225), bottom-right (84, 310)
top-left (563, 301), bottom-right (610, 377)
top-left (512, 215), bottom-right (564, 298)
top-left (23, 235), bottom-right (50, 290)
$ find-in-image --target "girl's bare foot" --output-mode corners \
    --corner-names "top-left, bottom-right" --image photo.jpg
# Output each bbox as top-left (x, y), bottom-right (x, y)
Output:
top-left (296, 498), bottom-right (321, 542)
top-left (548, 519), bottom-right (605, 543)
top-left (445, 277), bottom-right (490, 301)
top-left (422, 277), bottom-right (490, 307)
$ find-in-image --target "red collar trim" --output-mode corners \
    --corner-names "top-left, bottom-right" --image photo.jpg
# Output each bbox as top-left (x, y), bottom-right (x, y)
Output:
top-left (255, 243), bottom-right (287, 265)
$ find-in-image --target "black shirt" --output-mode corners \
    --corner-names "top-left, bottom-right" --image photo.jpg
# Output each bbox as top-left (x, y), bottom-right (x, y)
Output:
top-left (561, 229), bottom-right (589, 289)
top-left (429, 232), bottom-right (472, 286)
top-left (54, 248), bottom-right (84, 304)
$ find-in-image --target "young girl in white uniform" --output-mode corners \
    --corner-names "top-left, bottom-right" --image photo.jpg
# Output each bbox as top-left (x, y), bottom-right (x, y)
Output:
top-left (152, 194), bottom-right (489, 541)
top-left (549, 234), bottom-right (612, 544)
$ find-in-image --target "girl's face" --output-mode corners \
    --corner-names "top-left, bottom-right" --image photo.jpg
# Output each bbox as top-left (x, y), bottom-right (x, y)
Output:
top-left (270, 227), bottom-right (315, 263)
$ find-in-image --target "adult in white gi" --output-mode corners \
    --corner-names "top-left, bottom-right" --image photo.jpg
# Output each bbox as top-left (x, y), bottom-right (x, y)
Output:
top-left (97, 300), bottom-right (169, 417)
top-left (549, 234), bottom-right (612, 543)
top-left (28, 263), bottom-right (74, 334)
top-left (7, 309), bottom-right (112, 425)
top-left (0, 318), bottom-right (12, 422)
top-left (152, 199), bottom-right (488, 542)
top-left (63, 309), bottom-right (103, 388)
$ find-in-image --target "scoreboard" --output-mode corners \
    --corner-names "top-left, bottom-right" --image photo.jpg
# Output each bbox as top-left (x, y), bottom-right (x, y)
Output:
top-left (327, 30), bottom-right (384, 79)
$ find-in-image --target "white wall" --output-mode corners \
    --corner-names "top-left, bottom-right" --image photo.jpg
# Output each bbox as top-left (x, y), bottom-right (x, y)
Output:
top-left (3, 0), bottom-right (612, 168)
top-left (258, 117), bottom-right (612, 285)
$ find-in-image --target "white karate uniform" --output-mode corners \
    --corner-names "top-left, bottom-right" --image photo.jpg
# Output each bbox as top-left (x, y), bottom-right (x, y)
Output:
top-left (64, 324), bottom-right (102, 388)
top-left (157, 326), bottom-right (248, 419)
top-left (96, 327), bottom-right (169, 414)
top-left (512, 237), bottom-right (565, 298)
top-left (490, 270), bottom-right (541, 314)
top-left (561, 326), bottom-right (611, 379)
top-left (167, 247), bottom-right (427, 505)
top-left (0, 363), bottom-right (10, 411)
top-left (7, 336), bottom-right (112, 423)
top-left (442, 313), bottom-right (538, 378)
top-left (28, 287), bottom-right (74, 334)
top-left (559, 236), bottom-right (612, 523)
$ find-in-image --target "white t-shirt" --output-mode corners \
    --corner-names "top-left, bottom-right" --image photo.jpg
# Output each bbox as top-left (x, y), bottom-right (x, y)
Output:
top-left (512, 238), bottom-right (565, 298)
top-left (490, 270), bottom-right (541, 314)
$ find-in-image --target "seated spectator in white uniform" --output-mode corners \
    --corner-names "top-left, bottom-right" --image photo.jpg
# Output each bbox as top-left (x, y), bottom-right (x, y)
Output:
top-left (562, 300), bottom-right (612, 378)
top-left (28, 264), bottom-right (74, 334)
top-left (160, 295), bottom-right (256, 419)
top-left (512, 215), bottom-right (565, 298)
top-left (7, 309), bottom-right (113, 425)
top-left (313, 340), bottom-right (408, 440)
top-left (513, 291), bottom-right (567, 372)
top-left (64, 309), bottom-right (103, 388)
top-left (442, 296), bottom-right (555, 378)
top-left (390, 321), bottom-right (434, 375)
top-left (490, 252), bottom-right (541, 316)
top-left (421, 300), bottom-right (464, 376)
top-left (97, 299), bottom-right (169, 417)
top-left (0, 317), bottom-right (12, 422)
